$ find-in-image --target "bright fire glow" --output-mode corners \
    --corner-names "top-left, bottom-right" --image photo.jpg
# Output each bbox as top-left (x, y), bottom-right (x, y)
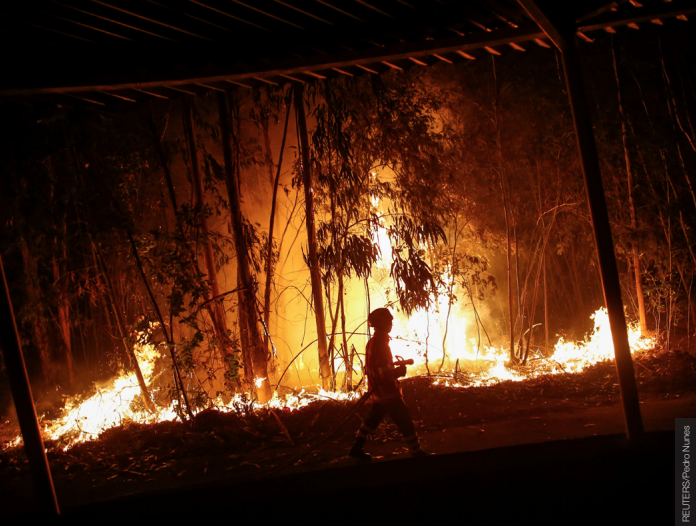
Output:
top-left (368, 196), bottom-right (654, 388)
top-left (4, 307), bottom-right (653, 452)
top-left (551, 308), bottom-right (654, 373)
top-left (42, 340), bottom-right (178, 450)
top-left (430, 308), bottom-right (655, 388)
top-left (4, 194), bottom-right (655, 453)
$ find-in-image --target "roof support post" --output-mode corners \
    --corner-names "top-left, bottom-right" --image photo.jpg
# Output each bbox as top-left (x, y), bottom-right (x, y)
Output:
top-left (518, 0), bottom-right (643, 441)
top-left (0, 255), bottom-right (60, 515)
top-left (561, 44), bottom-right (643, 441)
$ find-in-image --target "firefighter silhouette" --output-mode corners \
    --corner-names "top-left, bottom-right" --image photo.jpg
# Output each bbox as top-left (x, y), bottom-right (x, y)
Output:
top-left (348, 308), bottom-right (430, 460)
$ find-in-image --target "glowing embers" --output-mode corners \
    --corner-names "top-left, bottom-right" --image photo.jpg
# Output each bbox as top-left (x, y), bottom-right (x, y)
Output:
top-left (264, 388), bottom-right (360, 412)
top-left (210, 387), bottom-right (360, 415)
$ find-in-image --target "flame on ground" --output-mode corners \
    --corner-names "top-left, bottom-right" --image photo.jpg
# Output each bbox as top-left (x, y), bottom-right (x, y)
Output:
top-left (430, 308), bottom-right (655, 388)
top-left (3, 186), bottom-right (656, 452)
top-left (5, 307), bottom-right (654, 452)
top-left (40, 341), bottom-right (179, 450)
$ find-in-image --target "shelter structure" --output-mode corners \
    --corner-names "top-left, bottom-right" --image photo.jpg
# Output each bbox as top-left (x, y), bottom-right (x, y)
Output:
top-left (1, 0), bottom-right (693, 516)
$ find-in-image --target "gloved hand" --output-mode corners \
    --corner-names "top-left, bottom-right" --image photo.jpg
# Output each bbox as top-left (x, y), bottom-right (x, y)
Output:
top-left (393, 364), bottom-right (407, 378)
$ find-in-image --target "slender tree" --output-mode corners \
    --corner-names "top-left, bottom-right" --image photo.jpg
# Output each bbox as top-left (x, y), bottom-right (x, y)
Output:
top-left (612, 41), bottom-right (648, 335)
top-left (218, 91), bottom-right (272, 403)
top-left (181, 96), bottom-right (239, 389)
top-left (294, 83), bottom-right (332, 390)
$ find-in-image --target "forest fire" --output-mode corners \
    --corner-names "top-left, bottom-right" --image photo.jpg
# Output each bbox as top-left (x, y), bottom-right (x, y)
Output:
top-left (0, 66), bottom-right (663, 459)
top-left (4, 307), bottom-right (652, 452)
top-left (386, 306), bottom-right (655, 388)
top-left (41, 342), bottom-right (177, 450)
top-left (2, 2), bottom-right (695, 521)
top-left (20, 360), bottom-right (362, 452)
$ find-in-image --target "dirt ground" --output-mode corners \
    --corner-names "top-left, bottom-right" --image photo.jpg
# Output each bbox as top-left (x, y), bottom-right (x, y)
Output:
top-left (1, 347), bottom-right (695, 516)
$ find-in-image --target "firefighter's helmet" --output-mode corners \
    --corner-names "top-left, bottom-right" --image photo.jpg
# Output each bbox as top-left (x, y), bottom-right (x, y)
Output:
top-left (368, 308), bottom-right (393, 329)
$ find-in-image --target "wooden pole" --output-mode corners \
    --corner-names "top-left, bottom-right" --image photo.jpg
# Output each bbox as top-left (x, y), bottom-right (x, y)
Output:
top-left (561, 43), bottom-right (643, 440)
top-left (491, 58), bottom-right (517, 363)
top-left (293, 83), bottom-right (331, 390)
top-left (0, 255), bottom-right (60, 516)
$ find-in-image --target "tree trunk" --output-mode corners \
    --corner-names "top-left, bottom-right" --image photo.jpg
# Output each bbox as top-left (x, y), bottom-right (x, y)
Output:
top-left (439, 218), bottom-right (459, 374)
top-left (90, 240), bottom-right (114, 364)
top-left (566, 245), bottom-right (586, 316)
top-left (326, 276), bottom-right (341, 391)
top-left (550, 251), bottom-right (577, 318)
top-left (94, 243), bottom-right (156, 413)
top-left (677, 263), bottom-right (696, 332)
top-left (522, 251), bottom-right (543, 364)
top-left (493, 60), bottom-right (516, 364)
top-left (149, 101), bottom-right (240, 391)
top-left (20, 240), bottom-right (55, 389)
top-left (217, 91), bottom-right (272, 403)
top-left (237, 269), bottom-right (254, 387)
top-left (51, 245), bottom-right (75, 388)
top-left (339, 273), bottom-right (351, 391)
top-left (125, 232), bottom-right (193, 420)
top-left (659, 44), bottom-right (696, 209)
top-left (612, 43), bottom-right (648, 335)
top-left (660, 151), bottom-right (696, 268)
top-left (515, 235), bottom-right (542, 355)
top-left (145, 103), bottom-right (179, 212)
top-left (263, 97), bottom-right (291, 355)
top-left (260, 111), bottom-right (276, 187)
top-left (645, 151), bottom-right (696, 336)
top-left (544, 254), bottom-right (550, 355)
top-left (46, 153), bottom-right (76, 388)
top-left (503, 199), bottom-right (515, 362)
top-left (513, 222), bottom-right (523, 356)
top-left (181, 95), bottom-right (239, 388)
top-left (294, 83), bottom-right (331, 389)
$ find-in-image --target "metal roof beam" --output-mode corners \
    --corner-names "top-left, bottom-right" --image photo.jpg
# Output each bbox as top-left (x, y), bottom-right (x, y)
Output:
top-left (0, 24), bottom-right (545, 96)
top-left (52, 1), bottom-right (178, 42)
top-left (577, 0), bottom-right (696, 32)
top-left (517, 0), bottom-right (570, 50)
top-left (89, 0), bottom-right (214, 41)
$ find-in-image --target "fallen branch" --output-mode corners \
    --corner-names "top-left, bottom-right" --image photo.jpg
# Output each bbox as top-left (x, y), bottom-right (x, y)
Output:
top-left (270, 409), bottom-right (294, 446)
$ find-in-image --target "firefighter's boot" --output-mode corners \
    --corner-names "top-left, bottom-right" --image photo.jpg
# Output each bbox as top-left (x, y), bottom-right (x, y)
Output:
top-left (348, 436), bottom-right (372, 461)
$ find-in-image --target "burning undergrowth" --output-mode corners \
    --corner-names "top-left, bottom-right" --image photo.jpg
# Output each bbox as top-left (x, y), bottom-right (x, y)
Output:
top-left (0, 343), bottom-right (694, 512)
top-left (0, 308), bottom-right (662, 453)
